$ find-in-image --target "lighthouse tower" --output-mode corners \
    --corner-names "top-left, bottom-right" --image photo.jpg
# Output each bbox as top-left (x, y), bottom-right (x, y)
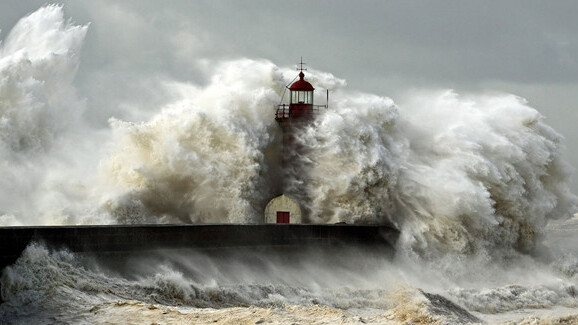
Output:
top-left (264, 59), bottom-right (327, 224)
top-left (275, 59), bottom-right (324, 165)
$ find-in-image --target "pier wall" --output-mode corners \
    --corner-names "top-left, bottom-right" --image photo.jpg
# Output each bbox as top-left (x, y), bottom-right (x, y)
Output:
top-left (0, 224), bottom-right (398, 303)
top-left (0, 224), bottom-right (398, 271)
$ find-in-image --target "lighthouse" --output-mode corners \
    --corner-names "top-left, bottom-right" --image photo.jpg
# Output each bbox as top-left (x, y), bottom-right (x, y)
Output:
top-left (264, 59), bottom-right (327, 224)
top-left (275, 59), bottom-right (327, 167)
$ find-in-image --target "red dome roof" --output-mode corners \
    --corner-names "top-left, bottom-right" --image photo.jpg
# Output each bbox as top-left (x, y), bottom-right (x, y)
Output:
top-left (289, 72), bottom-right (314, 91)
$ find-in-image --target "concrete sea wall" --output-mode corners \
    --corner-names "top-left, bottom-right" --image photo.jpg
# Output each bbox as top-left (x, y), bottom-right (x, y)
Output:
top-left (0, 224), bottom-right (398, 303)
top-left (0, 224), bottom-right (398, 270)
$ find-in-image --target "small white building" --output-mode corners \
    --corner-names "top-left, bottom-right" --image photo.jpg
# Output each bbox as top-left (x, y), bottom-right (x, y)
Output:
top-left (264, 194), bottom-right (302, 224)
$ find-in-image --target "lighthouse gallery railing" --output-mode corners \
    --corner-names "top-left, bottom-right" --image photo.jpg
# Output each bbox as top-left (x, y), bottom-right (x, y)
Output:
top-left (275, 104), bottom-right (327, 119)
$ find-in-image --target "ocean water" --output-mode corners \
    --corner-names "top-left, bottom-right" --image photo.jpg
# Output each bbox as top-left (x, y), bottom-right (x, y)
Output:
top-left (1, 5), bottom-right (578, 324)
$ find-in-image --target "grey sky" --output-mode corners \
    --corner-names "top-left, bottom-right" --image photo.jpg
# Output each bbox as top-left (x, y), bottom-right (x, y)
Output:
top-left (2, 1), bottom-right (578, 190)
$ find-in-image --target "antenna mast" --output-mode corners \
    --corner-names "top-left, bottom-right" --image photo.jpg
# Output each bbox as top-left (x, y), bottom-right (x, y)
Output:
top-left (297, 56), bottom-right (307, 72)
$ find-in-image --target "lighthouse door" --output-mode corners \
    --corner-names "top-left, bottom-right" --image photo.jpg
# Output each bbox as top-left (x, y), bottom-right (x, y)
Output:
top-left (276, 211), bottom-right (290, 224)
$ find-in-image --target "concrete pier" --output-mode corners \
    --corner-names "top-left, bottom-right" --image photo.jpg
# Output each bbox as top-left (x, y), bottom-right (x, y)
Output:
top-left (0, 224), bottom-right (398, 270)
top-left (0, 224), bottom-right (398, 303)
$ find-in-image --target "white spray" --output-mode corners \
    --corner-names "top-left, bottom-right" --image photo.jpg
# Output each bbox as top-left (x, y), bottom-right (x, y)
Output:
top-left (299, 89), bottom-right (576, 261)
top-left (0, 5), bottom-right (102, 225)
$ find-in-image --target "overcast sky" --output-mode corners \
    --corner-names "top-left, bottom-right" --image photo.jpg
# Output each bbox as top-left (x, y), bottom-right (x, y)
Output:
top-left (2, 1), bottom-right (578, 190)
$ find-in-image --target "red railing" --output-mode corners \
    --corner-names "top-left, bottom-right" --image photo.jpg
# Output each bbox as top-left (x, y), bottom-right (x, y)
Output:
top-left (275, 104), bottom-right (327, 120)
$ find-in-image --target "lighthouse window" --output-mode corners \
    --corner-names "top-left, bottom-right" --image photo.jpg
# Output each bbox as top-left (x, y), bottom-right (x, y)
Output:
top-left (291, 91), bottom-right (313, 104)
top-left (304, 91), bottom-right (313, 104)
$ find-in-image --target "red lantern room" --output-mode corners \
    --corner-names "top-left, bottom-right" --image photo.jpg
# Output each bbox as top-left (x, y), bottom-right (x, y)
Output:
top-left (288, 71), bottom-right (314, 118)
top-left (275, 58), bottom-right (326, 124)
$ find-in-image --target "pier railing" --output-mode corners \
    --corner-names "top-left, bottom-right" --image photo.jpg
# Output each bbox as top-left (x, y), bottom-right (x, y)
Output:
top-left (275, 104), bottom-right (327, 120)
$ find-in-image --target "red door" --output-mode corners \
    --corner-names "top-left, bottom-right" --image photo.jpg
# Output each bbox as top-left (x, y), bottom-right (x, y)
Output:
top-left (276, 211), bottom-right (290, 224)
